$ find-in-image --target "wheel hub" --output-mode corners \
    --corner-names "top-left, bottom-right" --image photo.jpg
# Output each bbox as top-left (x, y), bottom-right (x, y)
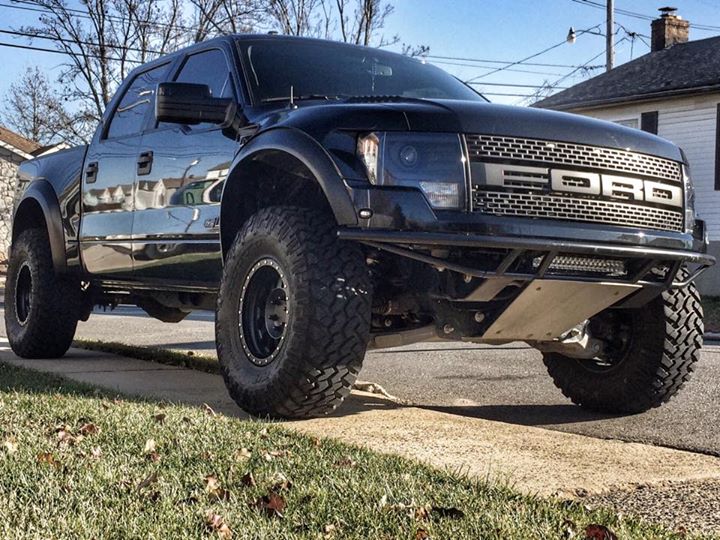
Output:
top-left (15, 262), bottom-right (32, 326)
top-left (238, 258), bottom-right (289, 366)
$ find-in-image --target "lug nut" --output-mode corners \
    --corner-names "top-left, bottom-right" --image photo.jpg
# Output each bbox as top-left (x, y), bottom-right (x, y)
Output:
top-left (443, 324), bottom-right (454, 334)
top-left (474, 312), bottom-right (485, 323)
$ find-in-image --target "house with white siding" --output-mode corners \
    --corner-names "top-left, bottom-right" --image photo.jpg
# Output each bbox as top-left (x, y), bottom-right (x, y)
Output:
top-left (535, 8), bottom-right (720, 294)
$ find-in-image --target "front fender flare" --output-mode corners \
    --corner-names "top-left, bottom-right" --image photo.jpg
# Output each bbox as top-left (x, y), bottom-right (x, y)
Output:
top-left (14, 179), bottom-right (67, 273)
top-left (225, 127), bottom-right (359, 227)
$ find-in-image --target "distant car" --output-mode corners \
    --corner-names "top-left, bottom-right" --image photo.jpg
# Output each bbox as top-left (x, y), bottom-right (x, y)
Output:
top-left (6, 35), bottom-right (713, 419)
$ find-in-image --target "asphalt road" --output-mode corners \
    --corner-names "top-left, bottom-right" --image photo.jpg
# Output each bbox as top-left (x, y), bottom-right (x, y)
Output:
top-left (3, 305), bottom-right (720, 456)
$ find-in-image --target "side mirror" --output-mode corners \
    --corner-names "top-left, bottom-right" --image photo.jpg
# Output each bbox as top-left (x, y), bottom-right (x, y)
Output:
top-left (155, 82), bottom-right (236, 126)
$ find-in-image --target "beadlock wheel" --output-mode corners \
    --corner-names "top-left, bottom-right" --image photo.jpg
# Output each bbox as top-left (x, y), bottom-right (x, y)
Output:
top-left (239, 258), bottom-right (290, 366)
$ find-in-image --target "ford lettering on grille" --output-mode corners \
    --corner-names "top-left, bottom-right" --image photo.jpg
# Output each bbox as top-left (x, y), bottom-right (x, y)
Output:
top-left (473, 163), bottom-right (683, 209)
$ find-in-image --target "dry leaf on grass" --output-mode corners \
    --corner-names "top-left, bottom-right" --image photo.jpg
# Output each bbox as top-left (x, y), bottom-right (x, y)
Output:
top-left (143, 439), bottom-right (157, 454)
top-left (241, 472), bottom-right (256, 487)
top-left (415, 529), bottom-right (430, 540)
top-left (203, 403), bottom-right (217, 417)
top-left (205, 474), bottom-right (230, 502)
top-left (78, 423), bottom-right (99, 436)
top-left (251, 492), bottom-right (286, 518)
top-left (334, 457), bottom-right (356, 468)
top-left (137, 472), bottom-right (158, 490)
top-left (205, 512), bottom-right (232, 539)
top-left (584, 524), bottom-right (618, 540)
top-left (91, 447), bottom-right (103, 459)
top-left (147, 451), bottom-right (161, 463)
top-left (2, 438), bottom-right (18, 454)
top-left (269, 472), bottom-right (292, 492)
top-left (235, 448), bottom-right (252, 461)
top-left (153, 413), bottom-right (167, 424)
top-left (37, 452), bottom-right (60, 468)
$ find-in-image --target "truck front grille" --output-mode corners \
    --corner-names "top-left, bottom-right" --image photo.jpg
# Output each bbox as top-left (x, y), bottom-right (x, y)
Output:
top-left (473, 190), bottom-right (684, 232)
top-left (465, 134), bottom-right (685, 232)
top-left (465, 134), bottom-right (682, 183)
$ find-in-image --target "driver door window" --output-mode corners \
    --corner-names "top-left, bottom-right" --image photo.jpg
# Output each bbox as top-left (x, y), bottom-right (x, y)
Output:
top-left (133, 48), bottom-right (238, 284)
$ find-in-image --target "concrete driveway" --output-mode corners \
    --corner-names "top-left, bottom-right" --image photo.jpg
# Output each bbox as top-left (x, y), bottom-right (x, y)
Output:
top-left (7, 305), bottom-right (716, 457)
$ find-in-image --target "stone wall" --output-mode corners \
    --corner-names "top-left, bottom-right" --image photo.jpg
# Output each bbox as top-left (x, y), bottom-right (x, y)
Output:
top-left (0, 149), bottom-right (22, 262)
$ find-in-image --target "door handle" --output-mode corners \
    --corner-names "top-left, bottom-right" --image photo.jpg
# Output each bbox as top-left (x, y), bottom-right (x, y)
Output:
top-left (137, 151), bottom-right (154, 176)
top-left (85, 161), bottom-right (98, 183)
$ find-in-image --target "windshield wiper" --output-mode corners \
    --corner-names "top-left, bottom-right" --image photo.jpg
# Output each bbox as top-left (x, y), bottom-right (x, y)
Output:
top-left (260, 94), bottom-right (347, 104)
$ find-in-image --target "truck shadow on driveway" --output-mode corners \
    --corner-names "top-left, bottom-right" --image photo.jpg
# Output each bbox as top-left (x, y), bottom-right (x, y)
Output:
top-left (424, 403), bottom-right (621, 427)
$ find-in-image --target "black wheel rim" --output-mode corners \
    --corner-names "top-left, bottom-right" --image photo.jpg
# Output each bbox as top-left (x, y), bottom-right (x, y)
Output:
top-left (15, 262), bottom-right (32, 326)
top-left (238, 258), bottom-right (289, 366)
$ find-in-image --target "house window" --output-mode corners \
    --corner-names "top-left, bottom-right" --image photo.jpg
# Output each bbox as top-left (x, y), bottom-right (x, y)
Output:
top-left (640, 111), bottom-right (659, 134)
top-left (614, 118), bottom-right (639, 129)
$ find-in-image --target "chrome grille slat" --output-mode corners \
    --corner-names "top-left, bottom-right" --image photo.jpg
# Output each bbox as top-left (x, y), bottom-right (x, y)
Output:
top-left (465, 134), bottom-right (682, 183)
top-left (473, 190), bottom-right (684, 232)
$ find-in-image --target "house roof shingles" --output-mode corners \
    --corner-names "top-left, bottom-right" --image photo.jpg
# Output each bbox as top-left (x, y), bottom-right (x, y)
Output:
top-left (534, 35), bottom-right (720, 111)
top-left (0, 126), bottom-right (40, 156)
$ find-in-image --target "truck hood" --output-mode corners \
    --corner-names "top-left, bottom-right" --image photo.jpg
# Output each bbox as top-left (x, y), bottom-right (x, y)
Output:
top-left (260, 98), bottom-right (683, 163)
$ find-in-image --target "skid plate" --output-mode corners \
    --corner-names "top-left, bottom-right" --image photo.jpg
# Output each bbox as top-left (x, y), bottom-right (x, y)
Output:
top-left (483, 279), bottom-right (640, 341)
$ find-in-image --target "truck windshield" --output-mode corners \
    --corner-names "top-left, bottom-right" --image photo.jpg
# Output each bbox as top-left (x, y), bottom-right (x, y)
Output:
top-left (237, 39), bottom-right (485, 104)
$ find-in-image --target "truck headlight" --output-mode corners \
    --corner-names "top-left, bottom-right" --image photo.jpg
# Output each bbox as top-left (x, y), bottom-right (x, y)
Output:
top-left (683, 164), bottom-right (696, 234)
top-left (357, 132), bottom-right (466, 209)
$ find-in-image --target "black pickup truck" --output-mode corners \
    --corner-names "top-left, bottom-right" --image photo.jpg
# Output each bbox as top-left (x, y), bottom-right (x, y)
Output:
top-left (5, 35), bottom-right (713, 418)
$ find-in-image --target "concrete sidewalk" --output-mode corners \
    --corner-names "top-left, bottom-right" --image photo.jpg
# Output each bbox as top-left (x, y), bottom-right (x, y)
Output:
top-left (1, 339), bottom-right (719, 499)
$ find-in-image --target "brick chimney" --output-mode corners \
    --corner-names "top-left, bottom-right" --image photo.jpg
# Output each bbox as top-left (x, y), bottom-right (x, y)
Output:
top-left (651, 7), bottom-right (690, 51)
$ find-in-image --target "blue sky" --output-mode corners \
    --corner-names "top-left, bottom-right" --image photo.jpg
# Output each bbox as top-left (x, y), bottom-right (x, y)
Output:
top-left (0, 0), bottom-right (718, 107)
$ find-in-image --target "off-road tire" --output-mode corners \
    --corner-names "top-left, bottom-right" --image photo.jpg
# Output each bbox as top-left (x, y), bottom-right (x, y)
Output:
top-left (5, 228), bottom-right (80, 358)
top-left (543, 278), bottom-right (703, 414)
top-left (215, 207), bottom-right (371, 419)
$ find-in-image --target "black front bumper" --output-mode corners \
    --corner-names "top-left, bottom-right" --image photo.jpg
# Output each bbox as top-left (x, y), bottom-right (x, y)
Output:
top-left (338, 229), bottom-right (714, 289)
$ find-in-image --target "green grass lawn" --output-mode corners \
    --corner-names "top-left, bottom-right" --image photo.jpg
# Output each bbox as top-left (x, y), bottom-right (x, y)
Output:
top-left (0, 362), bottom-right (702, 539)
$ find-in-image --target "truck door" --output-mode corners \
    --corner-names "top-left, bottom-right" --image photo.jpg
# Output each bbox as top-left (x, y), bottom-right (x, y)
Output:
top-left (80, 62), bottom-right (170, 277)
top-left (132, 47), bottom-right (239, 286)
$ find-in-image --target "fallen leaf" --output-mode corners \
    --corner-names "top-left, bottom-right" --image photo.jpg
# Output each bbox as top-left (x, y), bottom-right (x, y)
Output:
top-left (203, 403), bottom-right (217, 417)
top-left (323, 523), bottom-right (338, 538)
top-left (269, 472), bottom-right (292, 492)
top-left (334, 457), bottom-right (356, 468)
top-left (56, 430), bottom-right (78, 446)
top-left (137, 472), bottom-right (158, 490)
top-left (378, 494), bottom-right (388, 509)
top-left (414, 505), bottom-right (431, 521)
top-left (584, 524), bottom-right (618, 540)
top-left (235, 448), bottom-right (252, 461)
top-left (251, 492), bottom-right (286, 518)
top-left (241, 472), bottom-right (256, 487)
top-left (205, 474), bottom-right (230, 501)
top-left (143, 439), bottom-right (157, 454)
top-left (205, 511), bottom-right (232, 538)
top-left (78, 423), bottom-right (99, 436)
top-left (415, 529), bottom-right (430, 540)
top-left (2, 438), bottom-right (18, 454)
top-left (37, 452), bottom-right (60, 468)
top-left (432, 506), bottom-right (465, 520)
top-left (182, 416), bottom-right (192, 424)
top-left (259, 428), bottom-right (269, 439)
top-left (562, 519), bottom-right (577, 539)
top-left (147, 451), bottom-right (161, 463)
top-left (91, 447), bottom-right (103, 459)
top-left (153, 413), bottom-right (167, 424)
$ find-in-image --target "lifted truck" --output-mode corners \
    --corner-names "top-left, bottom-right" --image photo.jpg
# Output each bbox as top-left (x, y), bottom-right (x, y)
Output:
top-left (5, 35), bottom-right (713, 418)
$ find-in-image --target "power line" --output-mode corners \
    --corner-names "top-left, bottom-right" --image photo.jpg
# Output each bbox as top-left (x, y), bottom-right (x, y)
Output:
top-left (569, 0), bottom-right (720, 33)
top-left (424, 54), bottom-right (591, 69)
top-left (0, 39), bottom-right (142, 63)
top-left (430, 59), bottom-right (569, 77)
top-left (0, 27), bottom-right (163, 56)
top-left (465, 23), bottom-right (603, 83)
top-left (467, 81), bottom-right (570, 90)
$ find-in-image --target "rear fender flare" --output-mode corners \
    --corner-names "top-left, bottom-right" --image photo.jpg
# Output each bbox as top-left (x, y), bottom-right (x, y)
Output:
top-left (13, 179), bottom-right (67, 273)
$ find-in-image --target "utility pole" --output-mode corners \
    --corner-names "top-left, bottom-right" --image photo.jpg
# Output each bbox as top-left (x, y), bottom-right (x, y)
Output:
top-left (606, 0), bottom-right (614, 71)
